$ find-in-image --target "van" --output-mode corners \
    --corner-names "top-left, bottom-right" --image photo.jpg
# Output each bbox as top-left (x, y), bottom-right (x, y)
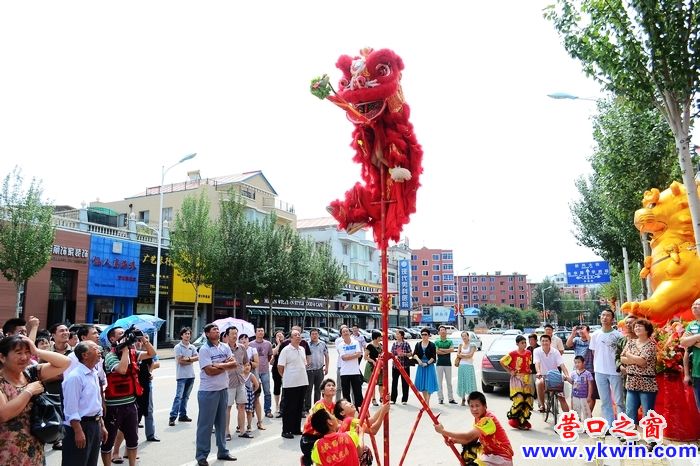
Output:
top-left (439, 325), bottom-right (457, 333)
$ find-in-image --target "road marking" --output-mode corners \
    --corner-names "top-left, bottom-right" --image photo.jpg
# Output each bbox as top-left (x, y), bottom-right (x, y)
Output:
top-left (177, 433), bottom-right (280, 466)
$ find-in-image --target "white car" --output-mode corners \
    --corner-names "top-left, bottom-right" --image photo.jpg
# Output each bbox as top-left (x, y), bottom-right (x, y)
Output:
top-left (445, 330), bottom-right (483, 351)
top-left (488, 327), bottom-right (505, 334)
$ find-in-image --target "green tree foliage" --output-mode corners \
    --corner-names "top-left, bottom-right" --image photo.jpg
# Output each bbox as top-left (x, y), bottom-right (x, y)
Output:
top-left (0, 167), bottom-right (55, 317)
top-left (171, 191), bottom-right (217, 316)
top-left (545, 0), bottom-right (700, 255)
top-left (213, 192), bottom-right (261, 310)
top-left (313, 241), bottom-right (347, 321)
top-left (571, 97), bottom-right (679, 269)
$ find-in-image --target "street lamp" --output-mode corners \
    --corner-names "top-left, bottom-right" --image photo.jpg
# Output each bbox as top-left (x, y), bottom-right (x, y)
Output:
top-left (152, 153), bottom-right (196, 340)
top-left (442, 289), bottom-right (460, 330)
top-left (547, 92), bottom-right (599, 102)
top-left (541, 286), bottom-right (552, 325)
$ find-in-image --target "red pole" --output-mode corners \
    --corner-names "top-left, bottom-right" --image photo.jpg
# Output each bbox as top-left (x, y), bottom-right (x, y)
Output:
top-left (379, 163), bottom-right (390, 466)
top-left (399, 408), bottom-right (424, 466)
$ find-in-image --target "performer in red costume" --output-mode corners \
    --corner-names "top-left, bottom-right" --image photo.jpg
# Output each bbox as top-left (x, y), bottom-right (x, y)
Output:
top-left (311, 47), bottom-right (423, 248)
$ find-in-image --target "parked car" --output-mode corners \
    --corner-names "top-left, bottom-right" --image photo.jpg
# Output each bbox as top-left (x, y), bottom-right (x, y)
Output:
top-left (408, 327), bottom-right (426, 338)
top-left (488, 327), bottom-right (505, 334)
top-left (503, 329), bottom-right (522, 335)
top-left (589, 325), bottom-right (602, 332)
top-left (324, 327), bottom-right (340, 341)
top-left (397, 326), bottom-right (421, 338)
top-left (534, 327), bottom-right (546, 335)
top-left (193, 333), bottom-right (206, 350)
top-left (481, 335), bottom-right (519, 393)
top-left (356, 329), bottom-right (372, 343)
top-left (444, 330), bottom-right (482, 351)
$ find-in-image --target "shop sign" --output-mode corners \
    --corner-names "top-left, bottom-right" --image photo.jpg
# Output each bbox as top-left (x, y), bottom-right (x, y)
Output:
top-left (52, 244), bottom-right (89, 264)
top-left (88, 236), bottom-right (140, 297)
top-left (398, 259), bottom-right (411, 310)
top-left (137, 245), bottom-right (172, 299)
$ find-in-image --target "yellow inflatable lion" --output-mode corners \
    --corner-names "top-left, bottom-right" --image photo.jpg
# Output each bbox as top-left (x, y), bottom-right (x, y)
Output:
top-left (621, 181), bottom-right (700, 323)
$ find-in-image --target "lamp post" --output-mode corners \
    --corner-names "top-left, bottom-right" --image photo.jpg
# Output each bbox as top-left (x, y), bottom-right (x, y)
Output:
top-left (442, 289), bottom-right (460, 330)
top-left (152, 153), bottom-right (196, 342)
top-left (541, 286), bottom-right (552, 325)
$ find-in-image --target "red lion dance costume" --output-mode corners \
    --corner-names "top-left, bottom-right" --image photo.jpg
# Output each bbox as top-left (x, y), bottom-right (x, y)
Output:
top-left (311, 48), bottom-right (423, 247)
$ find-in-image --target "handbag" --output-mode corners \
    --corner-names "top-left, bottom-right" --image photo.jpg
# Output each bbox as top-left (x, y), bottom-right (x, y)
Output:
top-left (25, 368), bottom-right (64, 444)
top-left (453, 355), bottom-right (460, 368)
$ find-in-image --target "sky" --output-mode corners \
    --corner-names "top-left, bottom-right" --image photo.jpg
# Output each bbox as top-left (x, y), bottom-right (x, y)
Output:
top-left (0, 1), bottom-right (609, 282)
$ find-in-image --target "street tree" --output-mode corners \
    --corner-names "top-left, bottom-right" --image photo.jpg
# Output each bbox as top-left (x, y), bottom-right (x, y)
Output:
top-left (0, 167), bottom-right (55, 317)
top-left (213, 191), bottom-right (261, 316)
top-left (546, 0), bottom-right (700, 255)
top-left (313, 241), bottom-right (347, 325)
top-left (170, 191), bottom-right (217, 319)
top-left (256, 214), bottom-right (298, 337)
top-left (571, 97), bottom-right (679, 270)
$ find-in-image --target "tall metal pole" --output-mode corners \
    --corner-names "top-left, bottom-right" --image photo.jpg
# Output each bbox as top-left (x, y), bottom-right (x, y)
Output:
top-left (154, 153), bottom-right (196, 344)
top-left (379, 165), bottom-right (390, 466)
top-left (622, 246), bottom-right (633, 303)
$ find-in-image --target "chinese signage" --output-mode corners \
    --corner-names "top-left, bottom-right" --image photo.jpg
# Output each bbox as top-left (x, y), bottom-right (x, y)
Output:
top-left (346, 280), bottom-right (381, 293)
top-left (555, 411), bottom-right (666, 444)
top-left (341, 302), bottom-right (379, 312)
top-left (565, 261), bottom-right (611, 284)
top-left (421, 306), bottom-right (455, 323)
top-left (398, 259), bottom-right (411, 310)
top-left (137, 245), bottom-right (172, 300)
top-left (52, 243), bottom-right (89, 264)
top-left (172, 268), bottom-right (212, 304)
top-left (87, 236), bottom-right (140, 297)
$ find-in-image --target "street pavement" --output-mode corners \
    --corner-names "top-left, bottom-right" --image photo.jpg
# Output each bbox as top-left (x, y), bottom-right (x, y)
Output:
top-left (44, 334), bottom-right (699, 465)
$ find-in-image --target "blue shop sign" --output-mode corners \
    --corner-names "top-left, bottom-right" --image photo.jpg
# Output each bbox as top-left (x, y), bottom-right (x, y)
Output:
top-left (398, 259), bottom-right (411, 310)
top-left (88, 236), bottom-right (140, 297)
top-left (565, 261), bottom-right (611, 284)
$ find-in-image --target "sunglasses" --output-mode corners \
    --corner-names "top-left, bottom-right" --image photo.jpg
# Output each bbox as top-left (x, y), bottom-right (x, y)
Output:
top-left (421, 333), bottom-right (429, 336)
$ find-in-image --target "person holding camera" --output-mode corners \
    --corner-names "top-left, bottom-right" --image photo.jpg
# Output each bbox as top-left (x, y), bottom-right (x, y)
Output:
top-left (100, 326), bottom-right (156, 466)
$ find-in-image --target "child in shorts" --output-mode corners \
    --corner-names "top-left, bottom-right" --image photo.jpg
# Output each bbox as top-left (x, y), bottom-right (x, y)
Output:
top-left (570, 355), bottom-right (593, 420)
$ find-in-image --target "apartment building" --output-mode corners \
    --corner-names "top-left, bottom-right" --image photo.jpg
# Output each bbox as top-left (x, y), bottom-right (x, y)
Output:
top-left (410, 247), bottom-right (455, 311)
top-left (455, 271), bottom-right (531, 309)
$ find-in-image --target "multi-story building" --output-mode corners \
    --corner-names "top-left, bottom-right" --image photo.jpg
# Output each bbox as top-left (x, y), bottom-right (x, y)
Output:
top-left (296, 217), bottom-right (382, 329)
top-left (387, 242), bottom-right (412, 327)
top-left (455, 271), bottom-right (531, 310)
top-left (410, 247), bottom-right (455, 324)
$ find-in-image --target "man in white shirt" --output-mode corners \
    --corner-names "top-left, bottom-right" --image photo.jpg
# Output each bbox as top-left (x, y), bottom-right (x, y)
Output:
top-left (589, 309), bottom-right (624, 426)
top-left (545, 324), bottom-right (565, 355)
top-left (278, 330), bottom-right (309, 439)
top-left (337, 327), bottom-right (364, 409)
top-left (534, 334), bottom-right (570, 413)
top-left (62, 341), bottom-right (107, 466)
top-left (334, 324), bottom-right (348, 402)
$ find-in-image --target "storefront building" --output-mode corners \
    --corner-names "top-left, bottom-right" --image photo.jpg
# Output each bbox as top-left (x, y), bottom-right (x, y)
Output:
top-left (86, 236), bottom-right (140, 324)
top-left (0, 229), bottom-right (91, 326)
top-left (168, 268), bottom-right (212, 339)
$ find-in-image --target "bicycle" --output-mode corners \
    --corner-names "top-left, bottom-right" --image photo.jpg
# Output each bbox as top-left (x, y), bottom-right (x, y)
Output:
top-left (541, 370), bottom-right (565, 424)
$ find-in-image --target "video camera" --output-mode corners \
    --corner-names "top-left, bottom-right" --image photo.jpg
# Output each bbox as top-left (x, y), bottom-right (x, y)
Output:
top-left (114, 325), bottom-right (145, 352)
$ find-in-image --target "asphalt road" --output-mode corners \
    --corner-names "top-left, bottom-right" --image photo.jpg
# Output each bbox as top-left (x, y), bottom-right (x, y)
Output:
top-left (44, 335), bottom-right (691, 465)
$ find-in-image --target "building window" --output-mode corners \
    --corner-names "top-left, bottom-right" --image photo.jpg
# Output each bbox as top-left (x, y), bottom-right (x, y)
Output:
top-left (472, 294), bottom-right (479, 301)
top-left (442, 263), bottom-right (453, 270)
top-left (471, 276), bottom-right (477, 282)
top-left (481, 294), bottom-right (487, 300)
top-left (412, 276), bottom-right (418, 282)
top-left (433, 296), bottom-right (442, 303)
top-left (490, 294), bottom-right (496, 300)
top-left (411, 255), bottom-right (417, 260)
top-left (433, 285), bottom-right (440, 291)
top-left (443, 295), bottom-right (455, 302)
top-left (422, 260), bottom-right (429, 266)
top-left (508, 277), bottom-right (514, 282)
top-left (423, 281), bottom-right (429, 287)
top-left (412, 296), bottom-right (419, 302)
top-left (489, 277), bottom-right (495, 282)
top-left (519, 294), bottom-right (526, 300)
top-left (481, 286), bottom-right (487, 291)
top-left (432, 265), bottom-right (440, 271)
top-left (138, 210), bottom-right (150, 223)
top-left (508, 286), bottom-right (514, 291)
top-left (432, 275), bottom-right (440, 281)
top-left (422, 271), bottom-right (428, 276)
top-left (423, 291), bottom-right (430, 297)
top-left (481, 277), bottom-right (486, 282)
top-left (411, 265), bottom-right (417, 271)
top-left (461, 286), bottom-right (468, 292)
top-left (432, 254), bottom-right (439, 260)
top-left (343, 243), bottom-right (350, 255)
top-left (472, 286), bottom-right (478, 292)
top-left (412, 286), bottom-right (419, 292)
top-left (489, 286), bottom-right (495, 291)
top-left (442, 284), bottom-right (454, 291)
top-left (388, 272), bottom-right (396, 284)
top-left (441, 252), bottom-right (453, 260)
top-left (509, 294), bottom-right (515, 300)
top-left (162, 207), bottom-right (173, 222)
top-left (442, 274), bottom-right (453, 281)
top-left (461, 276), bottom-right (468, 282)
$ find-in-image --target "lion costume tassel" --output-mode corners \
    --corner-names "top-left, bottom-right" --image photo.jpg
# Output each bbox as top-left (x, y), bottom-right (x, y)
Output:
top-left (311, 47), bottom-right (423, 248)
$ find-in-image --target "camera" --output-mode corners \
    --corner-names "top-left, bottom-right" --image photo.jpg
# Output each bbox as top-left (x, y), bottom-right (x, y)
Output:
top-left (114, 325), bottom-right (144, 352)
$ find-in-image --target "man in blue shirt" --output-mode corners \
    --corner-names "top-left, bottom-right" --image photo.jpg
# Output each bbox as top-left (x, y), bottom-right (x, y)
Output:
top-left (62, 340), bottom-right (107, 466)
